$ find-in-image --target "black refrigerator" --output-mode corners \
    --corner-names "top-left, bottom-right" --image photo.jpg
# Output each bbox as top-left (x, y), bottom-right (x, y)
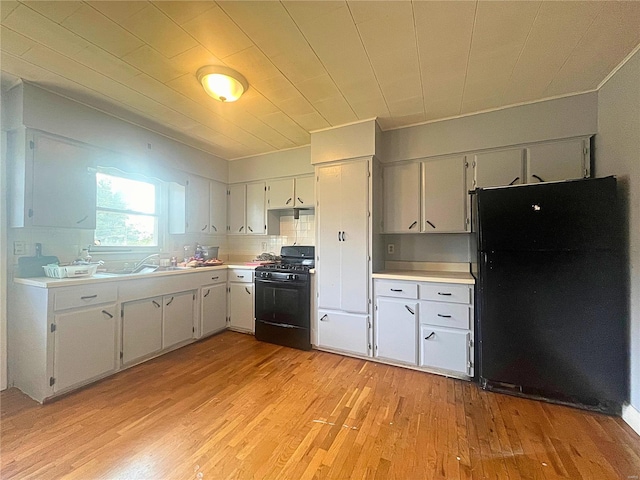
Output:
top-left (472, 176), bottom-right (627, 414)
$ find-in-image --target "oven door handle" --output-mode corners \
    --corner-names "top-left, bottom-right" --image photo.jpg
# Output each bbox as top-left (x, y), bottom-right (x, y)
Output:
top-left (259, 320), bottom-right (297, 329)
top-left (255, 278), bottom-right (307, 286)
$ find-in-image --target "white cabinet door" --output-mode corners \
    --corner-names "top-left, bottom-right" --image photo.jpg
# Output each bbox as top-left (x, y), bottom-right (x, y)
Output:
top-left (53, 305), bottom-right (117, 392)
top-left (339, 160), bottom-right (370, 314)
top-left (422, 156), bottom-right (468, 232)
top-left (527, 137), bottom-right (588, 183)
top-left (246, 182), bottom-right (266, 234)
top-left (163, 291), bottom-right (195, 349)
top-left (209, 180), bottom-right (227, 234)
top-left (186, 175), bottom-right (210, 233)
top-left (420, 325), bottom-right (470, 375)
top-left (294, 175), bottom-right (314, 207)
top-left (375, 299), bottom-right (417, 365)
top-left (383, 162), bottom-right (420, 233)
top-left (267, 178), bottom-right (294, 209)
top-left (229, 283), bottom-right (254, 333)
top-left (317, 165), bottom-right (343, 311)
top-left (472, 148), bottom-right (524, 189)
top-left (31, 133), bottom-right (97, 229)
top-left (317, 310), bottom-right (369, 356)
top-left (202, 283), bottom-right (227, 336)
top-left (227, 184), bottom-right (246, 234)
top-left (122, 297), bottom-right (163, 364)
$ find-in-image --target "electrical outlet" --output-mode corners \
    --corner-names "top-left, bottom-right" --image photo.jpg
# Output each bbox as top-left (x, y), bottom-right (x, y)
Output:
top-left (261, 242), bottom-right (267, 251)
top-left (387, 244), bottom-right (395, 255)
top-left (13, 241), bottom-right (26, 255)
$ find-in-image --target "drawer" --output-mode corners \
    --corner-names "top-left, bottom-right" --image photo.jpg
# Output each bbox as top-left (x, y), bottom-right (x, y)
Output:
top-left (420, 325), bottom-right (471, 375)
top-left (420, 301), bottom-right (470, 330)
top-left (229, 268), bottom-right (253, 283)
top-left (54, 284), bottom-right (118, 311)
top-left (419, 283), bottom-right (471, 304)
top-left (193, 270), bottom-right (228, 285)
top-left (375, 280), bottom-right (418, 299)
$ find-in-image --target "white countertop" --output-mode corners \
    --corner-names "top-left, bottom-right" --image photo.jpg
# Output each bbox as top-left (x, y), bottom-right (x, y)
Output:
top-left (372, 270), bottom-right (475, 284)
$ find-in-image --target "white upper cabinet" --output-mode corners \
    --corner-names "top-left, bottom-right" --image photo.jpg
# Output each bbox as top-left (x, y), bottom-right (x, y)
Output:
top-left (228, 182), bottom-right (266, 235)
top-left (9, 129), bottom-right (97, 229)
top-left (267, 175), bottom-right (314, 209)
top-left (209, 180), bottom-right (227, 234)
top-left (422, 156), bottom-right (468, 233)
top-left (471, 148), bottom-right (524, 190)
top-left (383, 163), bottom-right (420, 233)
top-left (526, 137), bottom-right (589, 183)
top-left (185, 174), bottom-right (211, 234)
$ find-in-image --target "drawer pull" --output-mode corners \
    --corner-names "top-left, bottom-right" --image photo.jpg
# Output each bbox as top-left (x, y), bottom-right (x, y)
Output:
top-left (80, 294), bottom-right (98, 300)
top-left (203, 290), bottom-right (210, 298)
top-left (405, 305), bottom-right (415, 315)
top-left (437, 292), bottom-right (452, 296)
top-left (437, 314), bottom-right (452, 318)
top-left (212, 276), bottom-right (219, 280)
top-left (152, 300), bottom-right (160, 308)
top-left (320, 314), bottom-right (328, 322)
top-left (166, 297), bottom-right (174, 306)
top-left (101, 310), bottom-right (113, 318)
top-left (425, 332), bottom-right (436, 340)
top-left (390, 288), bottom-right (403, 292)
top-left (237, 275), bottom-right (245, 279)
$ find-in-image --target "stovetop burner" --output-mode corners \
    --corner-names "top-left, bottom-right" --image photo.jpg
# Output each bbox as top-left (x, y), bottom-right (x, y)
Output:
top-left (255, 245), bottom-right (315, 273)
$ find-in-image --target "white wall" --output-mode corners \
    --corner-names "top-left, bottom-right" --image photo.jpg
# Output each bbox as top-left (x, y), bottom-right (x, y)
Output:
top-left (1, 130), bottom-right (8, 390)
top-left (596, 49), bottom-right (640, 414)
top-left (382, 92), bottom-right (598, 162)
top-left (228, 146), bottom-right (312, 184)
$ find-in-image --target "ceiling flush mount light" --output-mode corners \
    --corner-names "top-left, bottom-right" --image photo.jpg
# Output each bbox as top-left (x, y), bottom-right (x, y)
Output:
top-left (197, 65), bottom-right (248, 102)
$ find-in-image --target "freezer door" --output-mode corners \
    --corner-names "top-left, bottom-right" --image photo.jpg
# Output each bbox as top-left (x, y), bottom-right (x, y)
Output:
top-left (476, 177), bottom-right (619, 252)
top-left (477, 250), bottom-right (627, 411)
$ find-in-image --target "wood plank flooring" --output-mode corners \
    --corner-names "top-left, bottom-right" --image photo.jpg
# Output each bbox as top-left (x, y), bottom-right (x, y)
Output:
top-left (2, 331), bottom-right (639, 479)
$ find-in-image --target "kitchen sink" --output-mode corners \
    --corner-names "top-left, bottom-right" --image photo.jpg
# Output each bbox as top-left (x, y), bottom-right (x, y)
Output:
top-left (97, 265), bottom-right (191, 277)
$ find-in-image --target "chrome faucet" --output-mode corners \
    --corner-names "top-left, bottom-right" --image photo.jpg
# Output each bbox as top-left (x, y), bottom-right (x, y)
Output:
top-left (132, 253), bottom-right (159, 271)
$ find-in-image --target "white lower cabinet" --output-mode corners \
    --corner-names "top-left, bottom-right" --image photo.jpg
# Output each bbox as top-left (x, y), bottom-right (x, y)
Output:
top-left (373, 277), bottom-right (474, 380)
top-left (201, 283), bottom-right (227, 337)
top-left (374, 298), bottom-right (417, 365)
top-left (317, 310), bottom-right (370, 356)
top-left (162, 291), bottom-right (196, 349)
top-left (53, 304), bottom-right (118, 393)
top-left (420, 326), bottom-right (470, 374)
top-left (228, 283), bottom-right (254, 333)
top-left (122, 297), bottom-right (163, 365)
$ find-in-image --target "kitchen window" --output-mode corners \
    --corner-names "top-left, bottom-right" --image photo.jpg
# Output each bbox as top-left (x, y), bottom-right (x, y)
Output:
top-left (94, 171), bottom-right (160, 248)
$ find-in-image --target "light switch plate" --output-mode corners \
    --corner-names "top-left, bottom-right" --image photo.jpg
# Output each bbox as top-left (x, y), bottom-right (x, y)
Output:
top-left (13, 241), bottom-right (26, 255)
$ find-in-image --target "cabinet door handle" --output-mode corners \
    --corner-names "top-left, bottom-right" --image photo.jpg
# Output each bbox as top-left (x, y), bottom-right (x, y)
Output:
top-left (80, 294), bottom-right (97, 300)
top-left (248, 226), bottom-right (253, 232)
top-left (390, 288), bottom-right (403, 292)
top-left (245, 287), bottom-right (251, 294)
top-left (425, 332), bottom-right (436, 340)
top-left (426, 220), bottom-right (436, 229)
top-left (204, 290), bottom-right (210, 298)
top-left (405, 305), bottom-right (415, 315)
top-left (201, 224), bottom-right (208, 231)
top-left (437, 292), bottom-right (452, 296)
top-left (437, 314), bottom-right (452, 318)
top-left (297, 197), bottom-right (304, 204)
top-left (337, 231), bottom-right (341, 242)
top-left (509, 176), bottom-right (520, 185)
top-left (286, 198), bottom-right (292, 205)
top-left (320, 314), bottom-right (328, 322)
top-left (409, 221), bottom-right (417, 230)
top-left (76, 215), bottom-right (89, 224)
top-left (152, 300), bottom-right (160, 308)
top-left (532, 174), bottom-right (544, 183)
top-left (101, 310), bottom-right (113, 318)
top-left (239, 226), bottom-right (244, 232)
top-left (211, 224), bottom-right (217, 232)
top-left (341, 231), bottom-right (345, 241)
top-left (166, 297), bottom-right (174, 306)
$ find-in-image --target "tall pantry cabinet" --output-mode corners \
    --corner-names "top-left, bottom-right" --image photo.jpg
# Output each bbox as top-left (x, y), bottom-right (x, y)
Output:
top-left (316, 157), bottom-right (373, 356)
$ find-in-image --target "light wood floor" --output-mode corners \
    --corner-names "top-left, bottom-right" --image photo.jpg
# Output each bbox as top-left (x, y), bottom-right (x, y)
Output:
top-left (1, 331), bottom-right (639, 479)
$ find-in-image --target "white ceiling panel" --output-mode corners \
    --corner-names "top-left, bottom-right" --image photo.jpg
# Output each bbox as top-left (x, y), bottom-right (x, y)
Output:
top-left (1, 1), bottom-right (639, 160)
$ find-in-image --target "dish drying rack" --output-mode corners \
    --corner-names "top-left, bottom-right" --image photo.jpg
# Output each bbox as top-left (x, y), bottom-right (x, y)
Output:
top-left (43, 263), bottom-right (100, 278)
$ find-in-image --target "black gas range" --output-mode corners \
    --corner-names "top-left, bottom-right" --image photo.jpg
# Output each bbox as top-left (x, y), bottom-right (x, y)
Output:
top-left (254, 246), bottom-right (314, 350)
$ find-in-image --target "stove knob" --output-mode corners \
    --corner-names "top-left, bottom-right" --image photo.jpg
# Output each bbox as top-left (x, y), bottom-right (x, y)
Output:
top-left (287, 274), bottom-right (294, 280)
top-left (293, 274), bottom-right (299, 281)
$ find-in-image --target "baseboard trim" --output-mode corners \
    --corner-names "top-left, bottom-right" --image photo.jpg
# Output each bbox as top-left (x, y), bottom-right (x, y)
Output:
top-left (622, 403), bottom-right (640, 436)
